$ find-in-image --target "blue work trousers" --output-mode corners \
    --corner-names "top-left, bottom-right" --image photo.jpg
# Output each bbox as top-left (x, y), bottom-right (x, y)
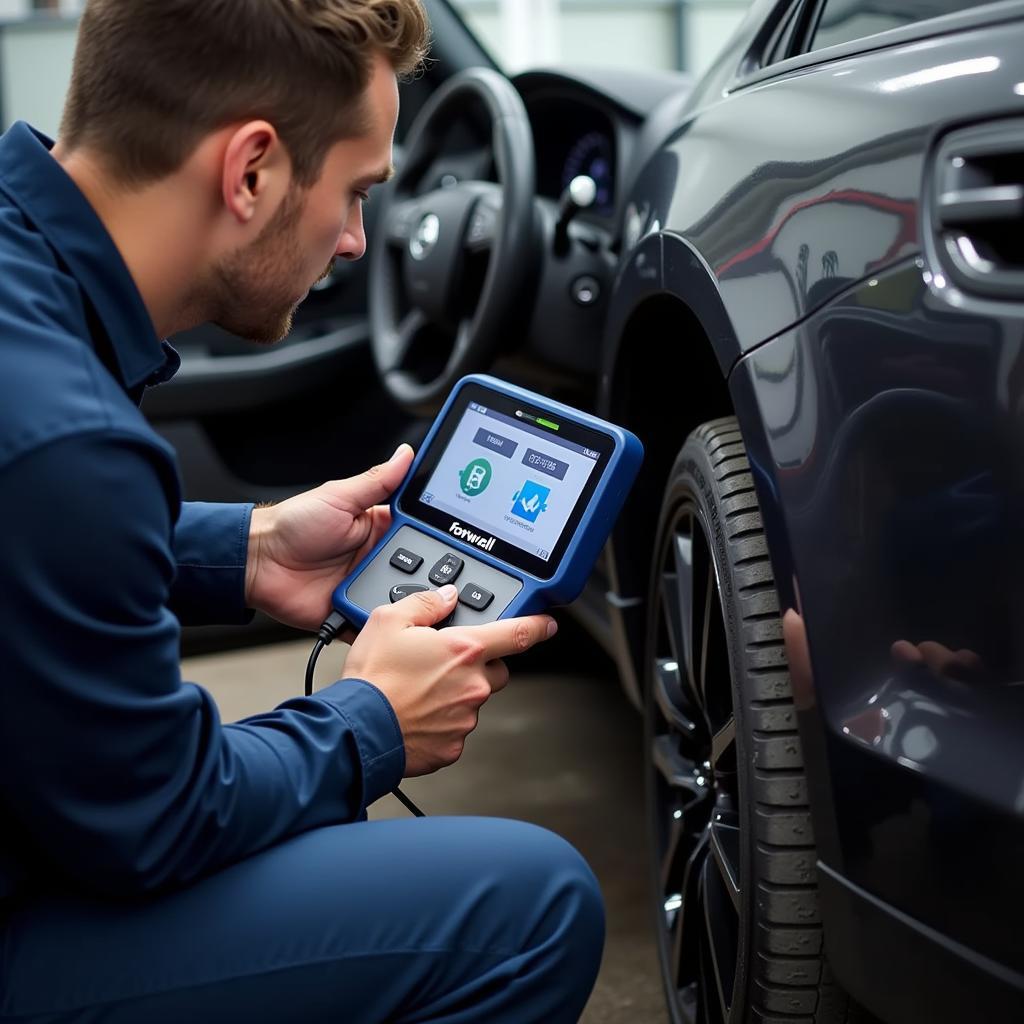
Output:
top-left (0, 817), bottom-right (605, 1022)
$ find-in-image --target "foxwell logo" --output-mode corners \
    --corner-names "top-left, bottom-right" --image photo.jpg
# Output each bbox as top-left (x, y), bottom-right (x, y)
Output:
top-left (448, 520), bottom-right (497, 552)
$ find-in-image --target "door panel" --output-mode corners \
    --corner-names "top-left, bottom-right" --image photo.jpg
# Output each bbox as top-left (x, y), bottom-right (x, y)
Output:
top-left (735, 258), bottom-right (1024, 967)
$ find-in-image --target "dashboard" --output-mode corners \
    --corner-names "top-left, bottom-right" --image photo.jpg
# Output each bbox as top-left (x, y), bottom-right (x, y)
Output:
top-left (529, 96), bottom-right (618, 217)
top-left (515, 67), bottom-right (691, 228)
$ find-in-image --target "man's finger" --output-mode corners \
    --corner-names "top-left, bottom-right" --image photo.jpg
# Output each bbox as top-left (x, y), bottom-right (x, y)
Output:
top-left (917, 640), bottom-right (959, 676)
top-left (450, 615), bottom-right (557, 662)
top-left (954, 648), bottom-right (983, 672)
top-left (386, 584), bottom-right (459, 627)
top-left (330, 444), bottom-right (414, 512)
top-left (891, 639), bottom-right (923, 664)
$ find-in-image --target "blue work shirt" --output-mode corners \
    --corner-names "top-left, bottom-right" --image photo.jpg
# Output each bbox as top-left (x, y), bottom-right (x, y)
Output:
top-left (0, 123), bottom-right (405, 903)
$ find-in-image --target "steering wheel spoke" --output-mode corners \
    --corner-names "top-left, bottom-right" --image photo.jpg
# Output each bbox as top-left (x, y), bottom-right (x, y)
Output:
top-left (385, 199), bottom-right (422, 247)
top-left (380, 308), bottom-right (429, 374)
top-left (464, 198), bottom-right (500, 253)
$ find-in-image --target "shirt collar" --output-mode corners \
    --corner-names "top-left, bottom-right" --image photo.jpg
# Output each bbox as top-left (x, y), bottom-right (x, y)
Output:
top-left (0, 121), bottom-right (174, 391)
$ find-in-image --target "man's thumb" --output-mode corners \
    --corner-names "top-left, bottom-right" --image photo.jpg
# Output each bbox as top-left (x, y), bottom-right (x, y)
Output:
top-left (374, 443), bottom-right (415, 489)
top-left (337, 444), bottom-right (414, 511)
top-left (397, 584), bottom-right (459, 626)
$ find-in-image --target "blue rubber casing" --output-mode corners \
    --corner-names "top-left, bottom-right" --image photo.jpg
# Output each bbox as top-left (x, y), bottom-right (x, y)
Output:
top-left (331, 374), bottom-right (643, 627)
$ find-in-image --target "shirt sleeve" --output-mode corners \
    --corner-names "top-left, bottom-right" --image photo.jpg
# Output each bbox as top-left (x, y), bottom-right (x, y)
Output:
top-left (169, 501), bottom-right (255, 626)
top-left (0, 431), bottom-right (405, 897)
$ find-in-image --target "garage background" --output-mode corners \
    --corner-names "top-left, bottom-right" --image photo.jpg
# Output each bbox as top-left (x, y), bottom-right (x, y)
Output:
top-left (0, 0), bottom-right (750, 135)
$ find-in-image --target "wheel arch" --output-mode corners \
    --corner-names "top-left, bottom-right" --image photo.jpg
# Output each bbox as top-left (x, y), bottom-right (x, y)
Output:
top-left (600, 288), bottom-right (737, 705)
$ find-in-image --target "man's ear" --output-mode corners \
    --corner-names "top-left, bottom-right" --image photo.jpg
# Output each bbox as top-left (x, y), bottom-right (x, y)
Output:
top-left (220, 121), bottom-right (290, 225)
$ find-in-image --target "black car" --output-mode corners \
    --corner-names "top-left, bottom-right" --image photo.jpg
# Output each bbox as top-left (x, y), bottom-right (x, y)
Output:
top-left (149, 1), bottom-right (1024, 1021)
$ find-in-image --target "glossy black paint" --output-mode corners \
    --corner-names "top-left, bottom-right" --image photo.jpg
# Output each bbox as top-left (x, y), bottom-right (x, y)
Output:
top-left (732, 259), bottom-right (1024, 1015)
top-left (629, 14), bottom-right (1024, 356)
top-left (601, 0), bottom-right (1024, 1017)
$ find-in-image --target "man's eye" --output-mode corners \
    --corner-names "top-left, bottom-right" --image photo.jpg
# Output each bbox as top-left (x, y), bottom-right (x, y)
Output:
top-left (355, 190), bottom-right (370, 203)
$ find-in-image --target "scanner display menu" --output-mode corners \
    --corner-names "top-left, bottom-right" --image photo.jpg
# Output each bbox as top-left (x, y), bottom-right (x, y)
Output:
top-left (419, 402), bottom-right (600, 562)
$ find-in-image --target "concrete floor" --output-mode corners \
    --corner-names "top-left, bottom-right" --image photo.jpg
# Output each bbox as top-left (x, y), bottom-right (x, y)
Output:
top-left (184, 626), bottom-right (668, 1023)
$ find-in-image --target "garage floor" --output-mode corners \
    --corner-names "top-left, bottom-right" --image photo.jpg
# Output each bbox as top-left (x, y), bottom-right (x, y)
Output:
top-left (184, 623), bottom-right (668, 1023)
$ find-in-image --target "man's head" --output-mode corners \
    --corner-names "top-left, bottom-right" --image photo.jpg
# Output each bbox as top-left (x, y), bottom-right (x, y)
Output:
top-left (58, 0), bottom-right (429, 341)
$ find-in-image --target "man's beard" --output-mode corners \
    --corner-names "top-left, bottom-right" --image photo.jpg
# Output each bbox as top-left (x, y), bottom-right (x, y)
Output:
top-left (199, 189), bottom-right (332, 346)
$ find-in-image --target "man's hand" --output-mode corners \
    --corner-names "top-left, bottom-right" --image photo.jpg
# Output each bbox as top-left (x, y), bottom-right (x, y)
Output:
top-left (891, 639), bottom-right (985, 682)
top-left (343, 586), bottom-right (557, 776)
top-left (245, 445), bottom-right (414, 631)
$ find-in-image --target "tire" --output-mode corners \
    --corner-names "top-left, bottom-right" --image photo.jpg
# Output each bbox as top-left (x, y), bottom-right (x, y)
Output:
top-left (644, 417), bottom-right (861, 1024)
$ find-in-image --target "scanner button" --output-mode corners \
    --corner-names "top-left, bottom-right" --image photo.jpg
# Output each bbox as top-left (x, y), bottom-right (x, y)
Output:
top-left (459, 584), bottom-right (494, 612)
top-left (389, 583), bottom-right (429, 604)
top-left (429, 554), bottom-right (464, 586)
top-left (389, 548), bottom-right (423, 574)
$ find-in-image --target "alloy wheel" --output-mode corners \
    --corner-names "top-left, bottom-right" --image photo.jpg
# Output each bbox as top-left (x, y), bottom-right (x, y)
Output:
top-left (647, 499), bottom-right (744, 1024)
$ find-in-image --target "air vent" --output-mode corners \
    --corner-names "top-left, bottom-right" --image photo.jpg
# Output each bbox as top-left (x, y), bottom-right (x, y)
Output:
top-left (932, 119), bottom-right (1024, 301)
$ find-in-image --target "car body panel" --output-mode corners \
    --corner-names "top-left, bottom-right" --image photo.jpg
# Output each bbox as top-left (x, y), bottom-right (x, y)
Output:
top-left (617, 6), bottom-right (1024, 358)
top-left (600, 2), bottom-right (1024, 1018)
top-left (731, 257), bottom-right (1024, 1017)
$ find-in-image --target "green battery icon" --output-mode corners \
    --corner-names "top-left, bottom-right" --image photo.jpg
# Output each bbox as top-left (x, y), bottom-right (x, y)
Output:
top-left (516, 409), bottom-right (560, 431)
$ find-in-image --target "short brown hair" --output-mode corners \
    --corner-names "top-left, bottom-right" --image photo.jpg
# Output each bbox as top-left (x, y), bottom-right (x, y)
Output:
top-left (60, 0), bottom-right (429, 187)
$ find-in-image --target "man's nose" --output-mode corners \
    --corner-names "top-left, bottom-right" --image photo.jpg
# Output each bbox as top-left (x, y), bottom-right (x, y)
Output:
top-left (336, 210), bottom-right (367, 261)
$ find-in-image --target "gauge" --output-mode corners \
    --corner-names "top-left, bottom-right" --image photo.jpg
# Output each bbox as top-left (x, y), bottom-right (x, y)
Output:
top-left (562, 130), bottom-right (614, 213)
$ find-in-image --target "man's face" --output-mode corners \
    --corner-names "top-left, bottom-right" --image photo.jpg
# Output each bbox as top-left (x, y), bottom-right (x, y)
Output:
top-left (210, 53), bottom-right (399, 344)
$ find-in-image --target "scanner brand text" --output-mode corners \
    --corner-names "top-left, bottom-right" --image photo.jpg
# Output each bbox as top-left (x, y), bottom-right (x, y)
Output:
top-left (448, 521), bottom-right (497, 552)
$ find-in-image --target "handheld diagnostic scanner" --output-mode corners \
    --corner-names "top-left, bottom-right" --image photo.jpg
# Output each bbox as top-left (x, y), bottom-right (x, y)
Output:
top-left (331, 375), bottom-right (643, 628)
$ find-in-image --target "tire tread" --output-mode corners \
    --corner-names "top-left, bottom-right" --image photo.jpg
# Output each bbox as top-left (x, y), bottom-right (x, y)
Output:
top-left (684, 417), bottom-right (852, 1024)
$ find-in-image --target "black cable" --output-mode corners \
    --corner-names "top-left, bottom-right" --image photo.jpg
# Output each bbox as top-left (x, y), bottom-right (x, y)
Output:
top-left (391, 786), bottom-right (425, 817)
top-left (305, 612), bottom-right (426, 818)
top-left (304, 638), bottom-right (325, 698)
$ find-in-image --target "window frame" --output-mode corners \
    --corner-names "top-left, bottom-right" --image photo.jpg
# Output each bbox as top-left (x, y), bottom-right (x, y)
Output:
top-left (731, 0), bottom-right (1024, 93)
top-left (766, 0), bottom-right (811, 65)
top-left (799, 0), bottom-right (996, 55)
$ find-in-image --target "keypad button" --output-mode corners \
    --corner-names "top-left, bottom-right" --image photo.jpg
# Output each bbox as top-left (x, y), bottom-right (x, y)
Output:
top-left (389, 548), bottom-right (423, 574)
top-left (459, 584), bottom-right (494, 611)
top-left (389, 583), bottom-right (429, 604)
top-left (428, 553), bottom-right (464, 586)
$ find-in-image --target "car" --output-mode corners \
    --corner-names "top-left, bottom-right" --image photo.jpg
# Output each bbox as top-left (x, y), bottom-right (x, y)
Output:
top-left (148, 0), bottom-right (1024, 1020)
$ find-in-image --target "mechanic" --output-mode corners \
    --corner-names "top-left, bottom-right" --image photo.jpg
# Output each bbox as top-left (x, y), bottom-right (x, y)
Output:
top-left (0, 2), bottom-right (604, 1022)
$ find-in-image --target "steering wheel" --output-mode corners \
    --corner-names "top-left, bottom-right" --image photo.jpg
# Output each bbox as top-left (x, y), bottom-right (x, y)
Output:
top-left (369, 67), bottom-right (537, 412)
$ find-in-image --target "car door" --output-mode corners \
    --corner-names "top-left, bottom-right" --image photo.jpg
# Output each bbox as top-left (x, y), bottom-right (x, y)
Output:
top-left (713, 1), bottom-right (1024, 1019)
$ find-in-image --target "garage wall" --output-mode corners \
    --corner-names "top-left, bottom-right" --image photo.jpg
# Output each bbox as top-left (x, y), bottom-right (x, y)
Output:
top-left (0, 18), bottom-right (77, 136)
top-left (452, 0), bottom-right (751, 75)
top-left (0, 1), bottom-right (751, 135)
top-left (0, 1), bottom-right (81, 15)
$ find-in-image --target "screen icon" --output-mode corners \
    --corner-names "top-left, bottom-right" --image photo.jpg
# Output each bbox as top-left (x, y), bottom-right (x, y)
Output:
top-left (511, 480), bottom-right (550, 523)
top-left (459, 457), bottom-right (492, 496)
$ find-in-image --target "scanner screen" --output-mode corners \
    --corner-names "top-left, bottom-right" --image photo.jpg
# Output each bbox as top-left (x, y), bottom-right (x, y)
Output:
top-left (418, 401), bottom-right (600, 563)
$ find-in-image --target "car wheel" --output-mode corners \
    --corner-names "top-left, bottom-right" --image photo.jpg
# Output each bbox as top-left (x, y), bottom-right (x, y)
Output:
top-left (645, 416), bottom-right (842, 1024)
